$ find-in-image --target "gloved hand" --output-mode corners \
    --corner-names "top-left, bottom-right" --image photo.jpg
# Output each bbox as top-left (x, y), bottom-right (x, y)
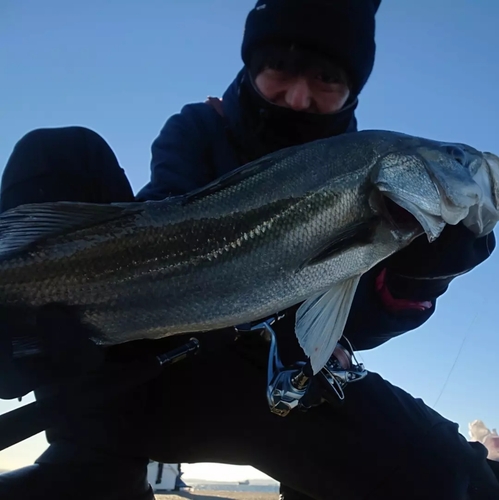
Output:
top-left (0, 305), bottom-right (105, 400)
top-left (383, 223), bottom-right (495, 302)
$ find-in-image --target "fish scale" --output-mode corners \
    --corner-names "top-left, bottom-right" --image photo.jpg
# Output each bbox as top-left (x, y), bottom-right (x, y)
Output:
top-left (0, 130), bottom-right (498, 374)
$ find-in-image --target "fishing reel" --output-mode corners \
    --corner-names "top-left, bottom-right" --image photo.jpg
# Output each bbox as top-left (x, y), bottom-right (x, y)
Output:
top-left (236, 317), bottom-right (368, 417)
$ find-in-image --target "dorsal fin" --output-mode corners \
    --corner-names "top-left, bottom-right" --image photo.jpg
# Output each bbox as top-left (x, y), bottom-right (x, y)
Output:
top-left (0, 201), bottom-right (141, 260)
top-left (182, 151), bottom-right (288, 205)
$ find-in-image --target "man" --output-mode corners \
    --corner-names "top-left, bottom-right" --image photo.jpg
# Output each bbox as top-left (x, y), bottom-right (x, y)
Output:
top-left (0, 1), bottom-right (498, 499)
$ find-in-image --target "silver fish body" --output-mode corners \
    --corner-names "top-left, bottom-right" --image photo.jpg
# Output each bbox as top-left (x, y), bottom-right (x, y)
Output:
top-left (0, 130), bottom-right (497, 372)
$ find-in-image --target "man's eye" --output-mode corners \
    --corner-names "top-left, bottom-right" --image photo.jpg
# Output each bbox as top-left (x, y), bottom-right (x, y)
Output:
top-left (266, 61), bottom-right (285, 72)
top-left (265, 68), bottom-right (292, 82)
top-left (316, 72), bottom-right (343, 84)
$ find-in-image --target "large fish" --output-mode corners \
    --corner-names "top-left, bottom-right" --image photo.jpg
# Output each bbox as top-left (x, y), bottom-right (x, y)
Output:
top-left (0, 130), bottom-right (498, 373)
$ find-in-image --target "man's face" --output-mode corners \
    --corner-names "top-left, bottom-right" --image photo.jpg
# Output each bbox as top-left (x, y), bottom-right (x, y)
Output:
top-left (254, 67), bottom-right (350, 114)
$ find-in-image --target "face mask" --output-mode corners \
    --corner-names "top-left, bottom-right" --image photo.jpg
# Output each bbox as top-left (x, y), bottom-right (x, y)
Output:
top-left (239, 71), bottom-right (359, 158)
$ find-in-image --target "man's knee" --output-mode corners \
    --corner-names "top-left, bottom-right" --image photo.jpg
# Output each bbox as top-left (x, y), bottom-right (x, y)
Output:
top-left (1, 126), bottom-right (133, 210)
top-left (14, 126), bottom-right (98, 146)
top-left (7, 126), bottom-right (107, 166)
top-left (3, 126), bottom-right (105, 184)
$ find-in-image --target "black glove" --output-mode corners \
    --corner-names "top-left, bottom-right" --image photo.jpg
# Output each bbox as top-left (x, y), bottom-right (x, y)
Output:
top-left (0, 305), bottom-right (105, 400)
top-left (384, 223), bottom-right (495, 301)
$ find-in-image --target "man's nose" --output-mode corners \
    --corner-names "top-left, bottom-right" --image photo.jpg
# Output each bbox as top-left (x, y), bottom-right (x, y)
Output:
top-left (284, 78), bottom-right (312, 111)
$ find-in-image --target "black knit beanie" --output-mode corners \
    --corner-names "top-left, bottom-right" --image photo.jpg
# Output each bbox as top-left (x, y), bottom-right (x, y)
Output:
top-left (241, 0), bottom-right (381, 96)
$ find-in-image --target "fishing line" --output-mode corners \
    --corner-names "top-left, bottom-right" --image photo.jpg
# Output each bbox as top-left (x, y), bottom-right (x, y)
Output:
top-left (432, 297), bottom-right (487, 409)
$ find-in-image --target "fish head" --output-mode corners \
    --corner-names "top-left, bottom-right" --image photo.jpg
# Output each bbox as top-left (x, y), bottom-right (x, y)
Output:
top-left (370, 139), bottom-right (499, 242)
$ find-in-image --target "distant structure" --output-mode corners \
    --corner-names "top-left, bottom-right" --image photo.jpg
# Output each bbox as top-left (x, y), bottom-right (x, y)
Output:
top-left (468, 420), bottom-right (499, 461)
top-left (147, 462), bottom-right (189, 492)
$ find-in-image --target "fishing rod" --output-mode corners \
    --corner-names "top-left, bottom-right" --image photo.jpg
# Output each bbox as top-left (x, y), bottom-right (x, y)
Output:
top-left (0, 338), bottom-right (200, 452)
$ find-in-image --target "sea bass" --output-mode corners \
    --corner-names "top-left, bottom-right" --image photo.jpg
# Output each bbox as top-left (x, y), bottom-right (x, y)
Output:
top-left (0, 130), bottom-right (498, 373)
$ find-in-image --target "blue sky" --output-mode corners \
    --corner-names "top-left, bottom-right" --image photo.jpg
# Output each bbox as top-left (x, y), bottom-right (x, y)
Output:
top-left (0, 0), bottom-right (498, 480)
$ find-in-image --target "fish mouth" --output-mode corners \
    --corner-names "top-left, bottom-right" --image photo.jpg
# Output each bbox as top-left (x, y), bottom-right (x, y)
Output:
top-left (371, 191), bottom-right (422, 231)
top-left (382, 197), bottom-right (419, 226)
top-left (462, 151), bottom-right (499, 236)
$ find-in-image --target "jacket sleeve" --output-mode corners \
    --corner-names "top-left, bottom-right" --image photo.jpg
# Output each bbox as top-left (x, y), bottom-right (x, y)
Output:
top-left (343, 266), bottom-right (436, 351)
top-left (136, 104), bottom-right (217, 201)
top-left (345, 230), bottom-right (496, 351)
top-left (384, 229), bottom-right (496, 301)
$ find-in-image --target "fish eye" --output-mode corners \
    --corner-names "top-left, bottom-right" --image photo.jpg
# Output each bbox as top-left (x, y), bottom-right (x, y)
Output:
top-left (444, 145), bottom-right (467, 166)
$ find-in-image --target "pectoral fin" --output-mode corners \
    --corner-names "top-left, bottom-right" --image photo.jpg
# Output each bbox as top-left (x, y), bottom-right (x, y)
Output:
top-left (295, 275), bottom-right (361, 374)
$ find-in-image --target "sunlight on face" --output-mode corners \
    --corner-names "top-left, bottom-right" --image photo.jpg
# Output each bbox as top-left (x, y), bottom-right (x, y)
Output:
top-left (254, 68), bottom-right (350, 114)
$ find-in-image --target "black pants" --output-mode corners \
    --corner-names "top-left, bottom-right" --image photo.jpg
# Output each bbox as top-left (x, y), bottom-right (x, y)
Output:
top-left (0, 127), bottom-right (498, 500)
